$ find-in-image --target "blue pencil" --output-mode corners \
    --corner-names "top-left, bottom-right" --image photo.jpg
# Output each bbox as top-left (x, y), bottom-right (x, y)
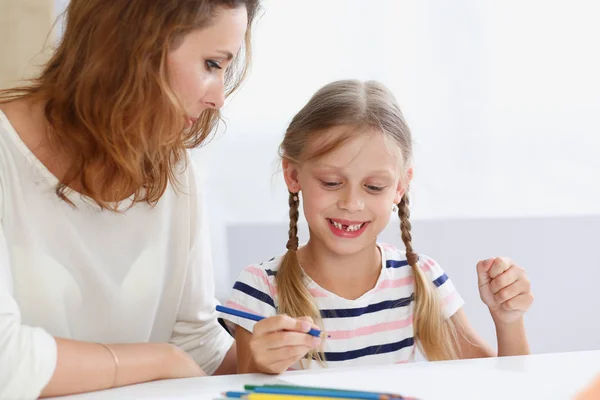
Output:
top-left (216, 305), bottom-right (325, 338)
top-left (223, 391), bottom-right (250, 398)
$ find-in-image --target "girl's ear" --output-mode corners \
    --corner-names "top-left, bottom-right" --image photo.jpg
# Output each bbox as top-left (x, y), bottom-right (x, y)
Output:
top-left (282, 159), bottom-right (301, 193)
top-left (394, 167), bottom-right (414, 204)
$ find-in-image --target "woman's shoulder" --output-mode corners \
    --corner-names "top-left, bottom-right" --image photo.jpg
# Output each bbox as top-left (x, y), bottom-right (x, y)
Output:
top-left (159, 153), bottom-right (203, 209)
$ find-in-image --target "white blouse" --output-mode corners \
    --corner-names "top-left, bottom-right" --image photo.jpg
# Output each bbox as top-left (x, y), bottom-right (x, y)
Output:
top-left (0, 110), bottom-right (233, 399)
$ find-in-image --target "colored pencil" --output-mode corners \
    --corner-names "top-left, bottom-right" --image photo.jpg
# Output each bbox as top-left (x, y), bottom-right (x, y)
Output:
top-left (245, 394), bottom-right (353, 400)
top-left (243, 385), bottom-right (413, 400)
top-left (216, 305), bottom-right (325, 338)
top-left (252, 386), bottom-right (388, 399)
top-left (224, 391), bottom-right (250, 398)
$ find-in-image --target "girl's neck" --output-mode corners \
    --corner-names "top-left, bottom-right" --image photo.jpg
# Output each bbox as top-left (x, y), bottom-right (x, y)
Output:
top-left (298, 236), bottom-right (382, 300)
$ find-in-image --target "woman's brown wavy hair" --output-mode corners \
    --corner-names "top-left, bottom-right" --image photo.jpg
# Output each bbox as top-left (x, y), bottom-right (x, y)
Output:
top-left (0, 0), bottom-right (259, 210)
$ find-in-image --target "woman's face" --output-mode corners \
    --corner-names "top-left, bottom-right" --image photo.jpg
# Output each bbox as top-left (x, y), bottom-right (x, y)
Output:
top-left (167, 6), bottom-right (248, 128)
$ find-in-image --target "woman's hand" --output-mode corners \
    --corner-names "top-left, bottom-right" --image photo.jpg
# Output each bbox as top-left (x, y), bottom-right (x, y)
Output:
top-left (160, 344), bottom-right (206, 379)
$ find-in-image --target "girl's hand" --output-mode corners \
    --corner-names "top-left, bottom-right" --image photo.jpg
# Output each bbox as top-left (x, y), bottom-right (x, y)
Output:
top-left (476, 257), bottom-right (534, 325)
top-left (249, 315), bottom-right (321, 374)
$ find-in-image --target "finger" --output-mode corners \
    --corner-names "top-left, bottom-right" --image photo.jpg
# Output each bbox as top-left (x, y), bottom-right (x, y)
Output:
top-left (489, 267), bottom-right (519, 294)
top-left (296, 316), bottom-right (321, 330)
top-left (276, 352), bottom-right (314, 370)
top-left (501, 293), bottom-right (534, 312)
top-left (263, 330), bottom-right (320, 350)
top-left (272, 344), bottom-right (313, 363)
top-left (494, 279), bottom-right (530, 305)
top-left (262, 351), bottom-right (309, 374)
top-left (296, 316), bottom-right (314, 324)
top-left (263, 359), bottom-right (295, 375)
top-left (476, 258), bottom-right (495, 286)
top-left (488, 257), bottom-right (513, 279)
top-left (256, 345), bottom-right (313, 368)
top-left (253, 315), bottom-right (312, 336)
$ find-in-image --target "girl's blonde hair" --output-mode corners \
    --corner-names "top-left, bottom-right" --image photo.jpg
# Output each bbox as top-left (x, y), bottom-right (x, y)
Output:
top-left (0, 0), bottom-right (259, 210)
top-left (277, 80), bottom-right (459, 362)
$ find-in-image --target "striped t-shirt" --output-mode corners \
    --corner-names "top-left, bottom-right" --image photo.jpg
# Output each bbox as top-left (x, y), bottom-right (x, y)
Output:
top-left (222, 243), bottom-right (464, 369)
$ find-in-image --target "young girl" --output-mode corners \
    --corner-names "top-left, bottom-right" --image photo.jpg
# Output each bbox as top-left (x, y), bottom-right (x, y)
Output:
top-left (222, 80), bottom-right (533, 374)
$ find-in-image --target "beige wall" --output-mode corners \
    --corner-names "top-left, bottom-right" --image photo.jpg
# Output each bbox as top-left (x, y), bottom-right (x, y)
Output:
top-left (0, 0), bottom-right (56, 89)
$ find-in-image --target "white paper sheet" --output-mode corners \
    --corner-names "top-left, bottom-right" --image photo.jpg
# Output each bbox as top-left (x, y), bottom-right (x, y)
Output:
top-left (279, 362), bottom-right (585, 400)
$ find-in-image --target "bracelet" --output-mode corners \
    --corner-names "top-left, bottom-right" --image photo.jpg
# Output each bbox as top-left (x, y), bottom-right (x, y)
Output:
top-left (99, 343), bottom-right (119, 388)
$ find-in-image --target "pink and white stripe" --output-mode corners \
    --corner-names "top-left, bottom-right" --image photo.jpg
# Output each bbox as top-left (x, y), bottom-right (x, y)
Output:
top-left (374, 276), bottom-right (414, 292)
top-left (327, 316), bottom-right (413, 340)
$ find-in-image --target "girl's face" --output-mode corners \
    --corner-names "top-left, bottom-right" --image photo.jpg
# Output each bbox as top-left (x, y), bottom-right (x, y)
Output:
top-left (167, 6), bottom-right (248, 128)
top-left (284, 126), bottom-right (412, 257)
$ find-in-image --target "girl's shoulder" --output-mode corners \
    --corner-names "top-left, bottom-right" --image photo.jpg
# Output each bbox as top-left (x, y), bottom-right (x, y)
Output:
top-left (233, 254), bottom-right (285, 296)
top-left (378, 243), bottom-right (446, 279)
top-left (239, 254), bottom-right (285, 279)
top-left (378, 243), bottom-right (464, 318)
top-left (226, 254), bottom-right (286, 318)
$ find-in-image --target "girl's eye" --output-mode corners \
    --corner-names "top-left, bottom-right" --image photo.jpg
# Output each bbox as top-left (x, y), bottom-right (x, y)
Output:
top-left (320, 180), bottom-right (341, 188)
top-left (366, 185), bottom-right (385, 192)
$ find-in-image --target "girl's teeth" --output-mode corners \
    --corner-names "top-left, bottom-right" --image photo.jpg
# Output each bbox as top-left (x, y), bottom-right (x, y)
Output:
top-left (331, 220), bottom-right (363, 231)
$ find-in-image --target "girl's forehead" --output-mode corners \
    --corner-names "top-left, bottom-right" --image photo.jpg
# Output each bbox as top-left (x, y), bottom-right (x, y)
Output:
top-left (304, 126), bottom-right (404, 169)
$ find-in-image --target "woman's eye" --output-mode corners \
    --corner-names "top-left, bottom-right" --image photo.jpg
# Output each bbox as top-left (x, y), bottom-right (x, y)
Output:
top-left (205, 60), bottom-right (222, 71)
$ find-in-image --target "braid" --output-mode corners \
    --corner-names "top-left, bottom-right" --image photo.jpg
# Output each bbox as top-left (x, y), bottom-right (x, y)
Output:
top-left (398, 190), bottom-right (458, 361)
top-left (276, 190), bottom-right (325, 366)
top-left (286, 191), bottom-right (299, 251)
top-left (398, 193), bottom-right (418, 266)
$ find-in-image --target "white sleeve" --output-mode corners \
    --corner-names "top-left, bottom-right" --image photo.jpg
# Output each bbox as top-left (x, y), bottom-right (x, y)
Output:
top-left (220, 264), bottom-right (278, 335)
top-left (168, 163), bottom-right (233, 376)
top-left (418, 254), bottom-right (465, 319)
top-left (0, 185), bottom-right (57, 399)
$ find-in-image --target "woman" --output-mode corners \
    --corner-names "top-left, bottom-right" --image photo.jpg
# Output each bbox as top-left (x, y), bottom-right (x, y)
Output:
top-left (0, 0), bottom-right (259, 398)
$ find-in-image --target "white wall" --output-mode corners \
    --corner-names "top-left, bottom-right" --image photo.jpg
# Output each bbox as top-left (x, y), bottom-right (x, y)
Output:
top-left (192, 0), bottom-right (600, 299)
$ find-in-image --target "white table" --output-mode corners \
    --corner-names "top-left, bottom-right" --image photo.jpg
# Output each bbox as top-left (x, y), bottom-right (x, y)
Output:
top-left (55, 350), bottom-right (600, 400)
